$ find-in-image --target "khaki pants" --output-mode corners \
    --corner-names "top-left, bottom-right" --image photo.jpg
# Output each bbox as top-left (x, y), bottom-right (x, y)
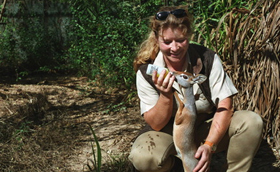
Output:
top-left (128, 110), bottom-right (263, 172)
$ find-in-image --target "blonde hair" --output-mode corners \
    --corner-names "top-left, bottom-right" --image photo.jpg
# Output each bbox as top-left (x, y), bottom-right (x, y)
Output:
top-left (133, 5), bottom-right (193, 72)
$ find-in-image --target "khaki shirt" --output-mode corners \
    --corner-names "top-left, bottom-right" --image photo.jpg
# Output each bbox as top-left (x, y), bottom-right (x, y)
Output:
top-left (136, 51), bottom-right (238, 116)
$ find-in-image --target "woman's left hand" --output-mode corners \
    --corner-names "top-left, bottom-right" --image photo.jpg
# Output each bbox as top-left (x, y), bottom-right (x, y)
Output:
top-left (193, 144), bottom-right (212, 172)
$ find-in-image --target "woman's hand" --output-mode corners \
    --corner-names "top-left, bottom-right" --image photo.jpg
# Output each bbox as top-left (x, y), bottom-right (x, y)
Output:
top-left (193, 144), bottom-right (213, 172)
top-left (193, 97), bottom-right (233, 172)
top-left (152, 69), bottom-right (175, 96)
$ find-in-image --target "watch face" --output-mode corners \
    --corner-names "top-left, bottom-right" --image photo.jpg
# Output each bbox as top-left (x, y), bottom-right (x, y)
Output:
top-left (212, 144), bottom-right (217, 152)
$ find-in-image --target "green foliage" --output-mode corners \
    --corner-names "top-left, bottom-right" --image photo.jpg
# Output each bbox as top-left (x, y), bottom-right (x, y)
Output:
top-left (105, 154), bottom-right (132, 172)
top-left (64, 0), bottom-right (165, 89)
top-left (0, 0), bottom-right (259, 88)
top-left (64, 0), bottom-right (258, 89)
top-left (12, 121), bottom-right (33, 149)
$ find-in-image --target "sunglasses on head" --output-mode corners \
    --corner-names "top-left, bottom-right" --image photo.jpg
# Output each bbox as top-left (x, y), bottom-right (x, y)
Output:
top-left (155, 9), bottom-right (187, 21)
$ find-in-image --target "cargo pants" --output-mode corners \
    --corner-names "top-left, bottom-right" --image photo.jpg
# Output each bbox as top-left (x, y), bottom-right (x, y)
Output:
top-left (128, 110), bottom-right (263, 172)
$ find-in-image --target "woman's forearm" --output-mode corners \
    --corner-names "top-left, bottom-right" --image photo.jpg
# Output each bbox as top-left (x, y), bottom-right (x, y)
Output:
top-left (205, 97), bottom-right (234, 145)
top-left (144, 93), bottom-right (174, 131)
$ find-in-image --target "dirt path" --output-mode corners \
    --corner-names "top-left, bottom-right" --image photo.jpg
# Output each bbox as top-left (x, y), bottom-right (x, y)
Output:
top-left (0, 75), bottom-right (279, 171)
top-left (0, 75), bottom-right (144, 171)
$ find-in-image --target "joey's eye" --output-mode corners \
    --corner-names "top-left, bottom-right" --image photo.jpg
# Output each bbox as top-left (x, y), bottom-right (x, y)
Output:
top-left (182, 75), bottom-right (188, 79)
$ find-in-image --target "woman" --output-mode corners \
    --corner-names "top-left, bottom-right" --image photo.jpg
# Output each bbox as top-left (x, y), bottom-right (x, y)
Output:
top-left (129, 5), bottom-right (263, 172)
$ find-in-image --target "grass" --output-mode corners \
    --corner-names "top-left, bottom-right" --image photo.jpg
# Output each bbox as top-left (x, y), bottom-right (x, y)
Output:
top-left (88, 124), bottom-right (102, 172)
top-left (87, 124), bottom-right (133, 172)
top-left (190, 0), bottom-right (258, 55)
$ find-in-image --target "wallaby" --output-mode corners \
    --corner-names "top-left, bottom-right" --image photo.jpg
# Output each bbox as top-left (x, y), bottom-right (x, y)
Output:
top-left (171, 71), bottom-right (207, 172)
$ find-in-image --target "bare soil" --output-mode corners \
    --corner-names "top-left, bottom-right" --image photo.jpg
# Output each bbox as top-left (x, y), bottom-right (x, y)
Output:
top-left (0, 74), bottom-right (279, 172)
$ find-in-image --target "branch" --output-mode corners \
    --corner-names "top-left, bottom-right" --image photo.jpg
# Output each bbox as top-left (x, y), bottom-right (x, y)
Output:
top-left (0, 0), bottom-right (7, 22)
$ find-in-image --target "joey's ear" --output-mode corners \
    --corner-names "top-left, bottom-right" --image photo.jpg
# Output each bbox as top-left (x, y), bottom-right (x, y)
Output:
top-left (193, 58), bottom-right (203, 75)
top-left (193, 74), bottom-right (207, 84)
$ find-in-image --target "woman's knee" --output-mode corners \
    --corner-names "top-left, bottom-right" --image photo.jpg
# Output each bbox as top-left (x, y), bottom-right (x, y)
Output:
top-left (128, 131), bottom-right (176, 172)
top-left (230, 110), bottom-right (263, 138)
top-left (233, 110), bottom-right (263, 128)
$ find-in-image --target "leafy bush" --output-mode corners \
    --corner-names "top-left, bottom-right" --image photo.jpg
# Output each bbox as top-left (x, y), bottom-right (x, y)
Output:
top-left (64, 0), bottom-right (165, 89)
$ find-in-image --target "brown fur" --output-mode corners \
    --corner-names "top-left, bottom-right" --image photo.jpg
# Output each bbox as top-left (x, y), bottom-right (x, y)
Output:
top-left (172, 71), bottom-right (206, 172)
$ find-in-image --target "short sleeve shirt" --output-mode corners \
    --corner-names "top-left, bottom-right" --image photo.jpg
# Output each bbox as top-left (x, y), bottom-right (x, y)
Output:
top-left (136, 51), bottom-right (238, 115)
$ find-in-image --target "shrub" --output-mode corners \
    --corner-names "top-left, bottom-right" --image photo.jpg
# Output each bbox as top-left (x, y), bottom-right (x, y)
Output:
top-left (64, 0), bottom-right (165, 89)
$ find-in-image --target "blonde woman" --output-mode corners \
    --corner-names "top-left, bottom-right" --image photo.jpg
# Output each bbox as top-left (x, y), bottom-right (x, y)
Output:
top-left (129, 5), bottom-right (263, 172)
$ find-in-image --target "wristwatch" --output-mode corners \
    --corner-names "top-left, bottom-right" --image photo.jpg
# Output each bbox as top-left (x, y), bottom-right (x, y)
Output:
top-left (204, 141), bottom-right (217, 153)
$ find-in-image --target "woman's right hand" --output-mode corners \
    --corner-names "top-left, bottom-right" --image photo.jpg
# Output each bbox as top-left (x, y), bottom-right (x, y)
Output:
top-left (152, 70), bottom-right (175, 96)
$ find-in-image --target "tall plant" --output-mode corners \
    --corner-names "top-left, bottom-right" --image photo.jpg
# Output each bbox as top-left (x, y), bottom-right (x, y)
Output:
top-left (189, 0), bottom-right (258, 56)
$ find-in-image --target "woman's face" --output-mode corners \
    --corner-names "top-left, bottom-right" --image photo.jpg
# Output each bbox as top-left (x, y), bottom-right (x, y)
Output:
top-left (157, 27), bottom-right (189, 65)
